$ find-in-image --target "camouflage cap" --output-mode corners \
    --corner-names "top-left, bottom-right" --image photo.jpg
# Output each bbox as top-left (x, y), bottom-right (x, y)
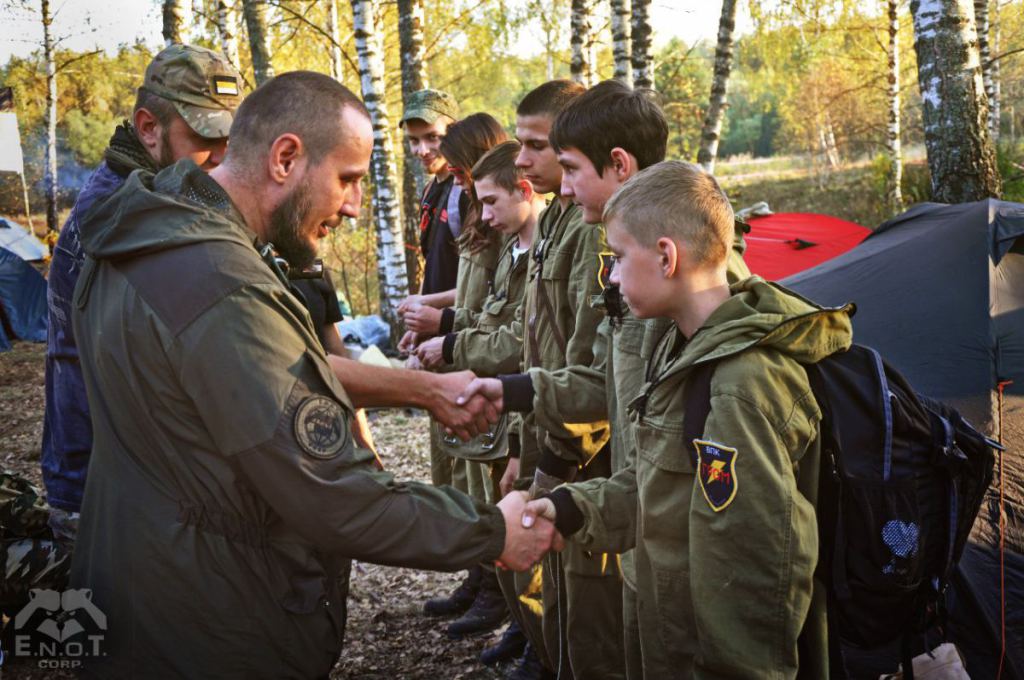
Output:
top-left (400, 89), bottom-right (460, 127)
top-left (140, 44), bottom-right (244, 139)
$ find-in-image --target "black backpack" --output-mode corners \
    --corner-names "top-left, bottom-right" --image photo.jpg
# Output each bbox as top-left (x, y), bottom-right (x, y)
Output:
top-left (682, 344), bottom-right (998, 679)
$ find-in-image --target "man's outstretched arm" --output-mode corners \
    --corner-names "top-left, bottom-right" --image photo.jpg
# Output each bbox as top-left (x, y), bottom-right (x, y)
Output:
top-left (326, 355), bottom-right (498, 441)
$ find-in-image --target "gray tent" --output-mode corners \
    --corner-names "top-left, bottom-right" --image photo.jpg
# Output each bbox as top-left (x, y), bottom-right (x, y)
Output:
top-left (784, 199), bottom-right (1023, 678)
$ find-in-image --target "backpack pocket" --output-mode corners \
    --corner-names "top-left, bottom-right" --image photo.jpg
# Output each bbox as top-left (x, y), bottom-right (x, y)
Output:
top-left (834, 478), bottom-right (925, 645)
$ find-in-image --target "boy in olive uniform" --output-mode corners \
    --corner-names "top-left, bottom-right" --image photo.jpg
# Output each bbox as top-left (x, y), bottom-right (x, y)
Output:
top-left (524, 161), bottom-right (848, 679)
top-left (416, 141), bottom-right (547, 650)
top-left (460, 82), bottom-right (750, 680)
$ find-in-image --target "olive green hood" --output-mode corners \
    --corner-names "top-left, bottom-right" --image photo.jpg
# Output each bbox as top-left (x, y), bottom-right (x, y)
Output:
top-left (677, 276), bottom-right (854, 370)
top-left (78, 159), bottom-right (252, 263)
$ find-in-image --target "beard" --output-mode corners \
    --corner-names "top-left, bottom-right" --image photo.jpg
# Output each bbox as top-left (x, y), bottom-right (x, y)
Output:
top-left (157, 126), bottom-right (176, 169)
top-left (267, 182), bottom-right (317, 270)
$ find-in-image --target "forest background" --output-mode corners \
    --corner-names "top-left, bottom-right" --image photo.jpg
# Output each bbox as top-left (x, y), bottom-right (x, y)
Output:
top-left (1, 0), bottom-right (1023, 319)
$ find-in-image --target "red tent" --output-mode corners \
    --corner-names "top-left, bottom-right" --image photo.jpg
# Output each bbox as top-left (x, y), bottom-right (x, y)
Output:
top-left (743, 212), bottom-right (871, 280)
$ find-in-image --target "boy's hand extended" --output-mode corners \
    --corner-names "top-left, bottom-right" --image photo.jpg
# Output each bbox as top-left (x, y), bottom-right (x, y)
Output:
top-left (457, 376), bottom-right (504, 413)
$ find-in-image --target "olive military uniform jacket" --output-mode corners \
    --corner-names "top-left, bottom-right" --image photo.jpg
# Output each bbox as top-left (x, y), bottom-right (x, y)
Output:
top-left (447, 201), bottom-right (609, 477)
top-left (445, 233), bottom-right (531, 371)
top-left (551, 277), bottom-right (853, 679)
top-left (505, 226), bottom-right (750, 588)
top-left (70, 161), bottom-right (505, 679)
top-left (442, 232), bottom-right (503, 334)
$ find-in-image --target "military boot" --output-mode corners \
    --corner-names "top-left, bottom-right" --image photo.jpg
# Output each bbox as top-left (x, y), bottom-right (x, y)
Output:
top-left (506, 643), bottom-right (556, 680)
top-left (480, 620), bottom-right (527, 665)
top-left (424, 565), bottom-right (481, 617)
top-left (446, 568), bottom-right (508, 638)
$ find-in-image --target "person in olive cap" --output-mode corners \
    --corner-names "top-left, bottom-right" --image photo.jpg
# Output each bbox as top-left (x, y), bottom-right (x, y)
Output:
top-left (42, 43), bottom-right (243, 549)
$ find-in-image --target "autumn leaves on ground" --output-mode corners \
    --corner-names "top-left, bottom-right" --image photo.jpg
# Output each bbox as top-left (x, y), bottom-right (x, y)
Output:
top-left (0, 341), bottom-right (505, 679)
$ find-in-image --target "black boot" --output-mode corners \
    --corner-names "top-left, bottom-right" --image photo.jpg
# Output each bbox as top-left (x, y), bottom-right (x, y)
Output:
top-left (506, 643), bottom-right (556, 680)
top-left (480, 620), bottom-right (527, 665)
top-left (446, 568), bottom-right (508, 638)
top-left (423, 566), bottom-right (481, 617)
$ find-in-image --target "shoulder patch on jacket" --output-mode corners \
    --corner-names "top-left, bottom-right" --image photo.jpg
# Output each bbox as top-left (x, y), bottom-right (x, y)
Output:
top-left (294, 396), bottom-right (349, 460)
top-left (694, 439), bottom-right (738, 512)
top-left (597, 251), bottom-right (615, 291)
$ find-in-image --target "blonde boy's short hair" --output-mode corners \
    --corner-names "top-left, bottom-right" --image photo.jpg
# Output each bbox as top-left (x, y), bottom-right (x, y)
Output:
top-left (603, 160), bottom-right (734, 266)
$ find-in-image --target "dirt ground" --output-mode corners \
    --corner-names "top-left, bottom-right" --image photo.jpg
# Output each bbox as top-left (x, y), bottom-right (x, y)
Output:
top-left (0, 341), bottom-right (508, 679)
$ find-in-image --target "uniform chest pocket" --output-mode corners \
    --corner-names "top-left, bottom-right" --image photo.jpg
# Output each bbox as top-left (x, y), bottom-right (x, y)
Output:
top-left (614, 317), bottom-right (646, 356)
top-left (540, 245), bottom-right (574, 281)
top-left (635, 421), bottom-right (696, 474)
top-left (479, 296), bottom-right (512, 329)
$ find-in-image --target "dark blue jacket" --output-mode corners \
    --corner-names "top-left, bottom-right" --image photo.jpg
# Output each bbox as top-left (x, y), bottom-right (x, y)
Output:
top-left (42, 161), bottom-right (127, 512)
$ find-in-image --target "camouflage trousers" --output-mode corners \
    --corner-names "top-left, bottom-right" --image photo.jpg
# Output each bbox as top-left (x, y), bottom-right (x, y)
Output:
top-left (0, 536), bottom-right (71, 611)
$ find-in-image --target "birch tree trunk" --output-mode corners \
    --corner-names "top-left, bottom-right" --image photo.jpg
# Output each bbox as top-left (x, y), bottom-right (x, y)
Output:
top-left (163, 0), bottom-right (188, 45)
top-left (570, 0), bottom-right (595, 87)
top-left (610, 0), bottom-right (632, 84)
top-left (242, 0), bottom-right (275, 86)
top-left (398, 0), bottom-right (428, 293)
top-left (42, 0), bottom-right (58, 233)
top-left (631, 0), bottom-right (654, 89)
top-left (327, 0), bottom-right (345, 82)
top-left (974, 0), bottom-right (998, 138)
top-left (990, 0), bottom-right (1001, 141)
top-left (351, 0), bottom-right (409, 326)
top-left (696, 0), bottom-right (738, 174)
top-left (910, 0), bottom-right (1000, 202)
top-left (886, 0), bottom-right (903, 208)
top-left (212, 0), bottom-right (241, 69)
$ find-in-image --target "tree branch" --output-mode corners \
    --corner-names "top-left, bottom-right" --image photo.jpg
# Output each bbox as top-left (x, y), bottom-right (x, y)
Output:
top-left (56, 48), bottom-right (100, 73)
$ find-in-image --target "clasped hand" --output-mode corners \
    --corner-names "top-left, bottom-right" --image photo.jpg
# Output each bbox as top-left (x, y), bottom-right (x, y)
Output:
top-left (496, 491), bottom-right (564, 571)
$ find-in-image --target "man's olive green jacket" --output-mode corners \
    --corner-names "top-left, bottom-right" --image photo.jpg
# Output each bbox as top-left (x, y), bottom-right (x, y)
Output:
top-left (70, 161), bottom-right (505, 679)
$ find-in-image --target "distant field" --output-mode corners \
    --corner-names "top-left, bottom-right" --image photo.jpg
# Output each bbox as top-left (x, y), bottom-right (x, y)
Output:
top-left (716, 150), bottom-right (931, 229)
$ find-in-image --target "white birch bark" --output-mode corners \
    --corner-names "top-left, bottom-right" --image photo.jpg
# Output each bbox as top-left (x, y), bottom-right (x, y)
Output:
top-left (327, 0), bottom-right (345, 82)
top-left (398, 0), bottom-right (428, 292)
top-left (974, 0), bottom-right (998, 138)
top-left (631, 0), bottom-right (654, 89)
top-left (242, 0), bottom-right (275, 85)
top-left (697, 0), bottom-right (738, 174)
top-left (990, 0), bottom-right (1001, 141)
top-left (910, 0), bottom-right (1000, 202)
top-left (610, 0), bottom-right (632, 84)
top-left (162, 0), bottom-right (188, 46)
top-left (42, 0), bottom-right (58, 233)
top-left (213, 0), bottom-right (241, 69)
top-left (351, 0), bottom-right (409, 325)
top-left (570, 0), bottom-right (595, 87)
top-left (886, 0), bottom-right (904, 208)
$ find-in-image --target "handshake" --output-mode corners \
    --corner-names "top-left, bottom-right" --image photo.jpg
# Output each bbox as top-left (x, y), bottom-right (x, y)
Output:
top-left (494, 491), bottom-right (564, 572)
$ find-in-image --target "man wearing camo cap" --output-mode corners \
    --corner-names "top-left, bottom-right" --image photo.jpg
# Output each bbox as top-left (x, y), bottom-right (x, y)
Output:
top-left (41, 43), bottom-right (244, 557)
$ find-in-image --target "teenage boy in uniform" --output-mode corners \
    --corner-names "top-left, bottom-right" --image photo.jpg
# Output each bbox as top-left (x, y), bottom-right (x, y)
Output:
top-left (522, 160), bottom-right (846, 679)
top-left (416, 141), bottom-right (546, 655)
top-left (459, 81), bottom-right (750, 680)
top-left (442, 79), bottom-right (619, 680)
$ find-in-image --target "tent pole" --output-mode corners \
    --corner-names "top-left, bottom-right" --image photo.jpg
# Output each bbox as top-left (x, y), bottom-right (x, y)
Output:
top-left (19, 171), bottom-right (33, 231)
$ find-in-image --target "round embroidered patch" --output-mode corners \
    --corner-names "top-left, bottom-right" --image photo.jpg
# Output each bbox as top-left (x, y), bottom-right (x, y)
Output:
top-left (294, 395), bottom-right (349, 460)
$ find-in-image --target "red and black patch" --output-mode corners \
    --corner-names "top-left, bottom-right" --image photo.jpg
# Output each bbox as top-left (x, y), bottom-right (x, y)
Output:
top-left (693, 439), bottom-right (738, 512)
top-left (597, 251), bottom-right (616, 291)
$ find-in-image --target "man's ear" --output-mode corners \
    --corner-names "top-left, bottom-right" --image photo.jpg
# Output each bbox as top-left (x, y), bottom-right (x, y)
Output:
top-left (608, 148), bottom-right (636, 182)
top-left (133, 108), bottom-right (163, 159)
top-left (267, 133), bottom-right (304, 185)
top-left (657, 237), bottom-right (679, 278)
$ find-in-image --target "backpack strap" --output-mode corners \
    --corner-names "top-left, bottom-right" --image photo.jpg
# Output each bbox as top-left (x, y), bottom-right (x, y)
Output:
top-left (682, 360), bottom-right (718, 466)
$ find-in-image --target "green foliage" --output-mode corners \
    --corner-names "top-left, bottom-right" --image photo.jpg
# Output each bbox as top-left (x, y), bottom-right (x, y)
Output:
top-left (997, 140), bottom-right (1024, 202)
top-left (63, 109), bottom-right (116, 167)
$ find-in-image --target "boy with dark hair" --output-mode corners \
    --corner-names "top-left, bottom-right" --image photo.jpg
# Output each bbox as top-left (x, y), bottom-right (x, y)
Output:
top-left (522, 160), bottom-right (842, 679)
top-left (459, 80), bottom-right (750, 680)
top-left (417, 140), bottom-right (546, 655)
top-left (437, 79), bottom-right (621, 680)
